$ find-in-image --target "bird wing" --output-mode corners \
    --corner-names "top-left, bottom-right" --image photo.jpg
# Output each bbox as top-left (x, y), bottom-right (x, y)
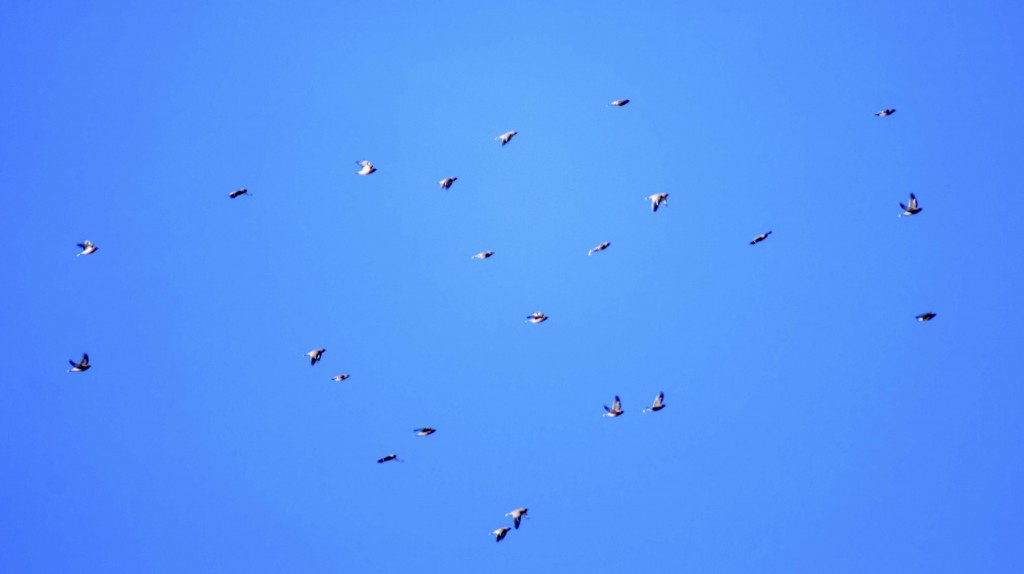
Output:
top-left (513, 514), bottom-right (522, 529)
top-left (81, 354), bottom-right (89, 367)
top-left (908, 194), bottom-right (918, 209)
top-left (653, 393), bottom-right (663, 407)
top-left (613, 396), bottom-right (622, 411)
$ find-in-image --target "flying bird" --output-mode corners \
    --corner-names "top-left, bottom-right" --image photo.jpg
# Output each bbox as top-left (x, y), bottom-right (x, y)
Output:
top-left (439, 177), bottom-right (458, 190)
top-left (414, 428), bottom-right (436, 436)
top-left (643, 392), bottom-right (666, 413)
top-left (506, 508), bottom-right (529, 529)
top-left (609, 99), bottom-right (630, 106)
top-left (305, 348), bottom-right (325, 366)
top-left (67, 354), bottom-right (90, 373)
top-left (490, 527), bottom-right (511, 543)
top-left (750, 231), bottom-right (772, 245)
top-left (356, 160), bottom-right (376, 175)
top-left (228, 188), bottom-right (249, 198)
top-left (527, 312), bottom-right (548, 324)
top-left (331, 374), bottom-right (350, 382)
top-left (496, 131), bottom-right (518, 146)
top-left (647, 193), bottom-right (669, 212)
top-left (588, 242), bottom-right (611, 256)
top-left (916, 312), bottom-right (937, 322)
top-left (875, 109), bottom-right (896, 117)
top-left (76, 241), bottom-right (98, 256)
top-left (899, 193), bottom-right (922, 217)
top-left (377, 454), bottom-right (402, 464)
top-left (472, 251), bottom-right (495, 260)
top-left (604, 395), bottom-right (624, 417)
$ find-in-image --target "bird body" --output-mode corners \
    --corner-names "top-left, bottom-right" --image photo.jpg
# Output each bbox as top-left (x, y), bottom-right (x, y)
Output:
top-left (506, 508), bottom-right (528, 529)
top-left (76, 241), bottom-right (98, 256)
top-left (643, 392), bottom-right (666, 413)
top-left (899, 193), bottom-right (922, 217)
top-left (875, 108), bottom-right (896, 117)
top-left (356, 160), bottom-right (376, 175)
top-left (472, 251), bottom-right (494, 260)
top-left (750, 231), bottom-right (772, 245)
top-left (414, 428), bottom-right (436, 436)
top-left (588, 242), bottom-right (611, 256)
top-left (228, 188), bottom-right (249, 198)
top-left (305, 348), bottom-right (325, 366)
top-left (490, 527), bottom-right (511, 542)
top-left (527, 312), bottom-right (548, 324)
top-left (496, 131), bottom-right (518, 146)
top-left (67, 354), bottom-right (90, 373)
top-left (916, 312), bottom-right (937, 322)
top-left (377, 454), bottom-right (401, 463)
top-left (647, 193), bottom-right (669, 212)
top-left (331, 374), bottom-right (350, 382)
top-left (439, 177), bottom-right (457, 190)
top-left (609, 99), bottom-right (630, 106)
top-left (604, 395), bottom-right (624, 417)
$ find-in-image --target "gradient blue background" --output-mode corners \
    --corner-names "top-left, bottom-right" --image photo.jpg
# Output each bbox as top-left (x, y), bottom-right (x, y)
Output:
top-left (2, 1), bottom-right (1022, 572)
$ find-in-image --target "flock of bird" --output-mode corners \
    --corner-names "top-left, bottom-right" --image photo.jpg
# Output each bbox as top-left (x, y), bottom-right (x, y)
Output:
top-left (67, 102), bottom-right (934, 543)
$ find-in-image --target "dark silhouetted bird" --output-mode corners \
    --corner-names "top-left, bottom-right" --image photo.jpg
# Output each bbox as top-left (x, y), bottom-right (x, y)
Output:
top-left (496, 131), bottom-right (518, 146)
top-left (414, 428), bottom-right (436, 436)
top-left (899, 193), bottom-right (922, 217)
top-left (472, 251), bottom-right (494, 260)
top-left (875, 109), bottom-right (896, 117)
top-left (67, 354), bottom-right (90, 373)
top-left (490, 527), bottom-right (511, 542)
top-left (228, 188), bottom-right (249, 198)
top-left (506, 508), bottom-right (528, 529)
top-left (439, 177), bottom-right (457, 190)
top-left (588, 242), bottom-right (611, 256)
top-left (647, 193), bottom-right (668, 212)
top-left (331, 374), bottom-right (350, 382)
top-left (609, 99), bottom-right (630, 106)
top-left (916, 312), bottom-right (937, 322)
top-left (76, 241), bottom-right (98, 256)
top-left (527, 312), bottom-right (548, 324)
top-left (377, 454), bottom-right (401, 464)
top-left (750, 231), bottom-right (772, 245)
top-left (305, 348), bottom-right (325, 366)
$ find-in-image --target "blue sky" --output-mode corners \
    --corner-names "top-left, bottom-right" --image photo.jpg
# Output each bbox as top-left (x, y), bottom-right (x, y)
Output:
top-left (2, 1), bottom-right (1023, 572)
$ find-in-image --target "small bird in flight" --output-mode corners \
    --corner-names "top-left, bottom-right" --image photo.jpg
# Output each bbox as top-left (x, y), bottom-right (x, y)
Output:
top-left (609, 99), bottom-right (630, 106)
top-left (588, 242), bottom-right (611, 256)
top-left (356, 161), bottom-right (376, 175)
top-left (496, 131), bottom-right (518, 146)
top-left (331, 374), bottom-right (350, 382)
top-left (228, 188), bottom-right (249, 198)
top-left (604, 395), bottom-right (624, 417)
top-left (647, 193), bottom-right (669, 212)
top-left (750, 231), bottom-right (772, 245)
top-left (67, 354), bottom-right (91, 373)
top-left (643, 392), bottom-right (666, 413)
top-left (875, 109), bottom-right (896, 117)
top-left (414, 428), bottom-right (436, 436)
top-left (439, 177), bottom-right (458, 190)
top-left (899, 193), bottom-right (922, 217)
top-left (472, 251), bottom-right (494, 260)
top-left (916, 312), bottom-right (937, 322)
top-left (506, 508), bottom-right (529, 529)
top-left (490, 527), bottom-right (511, 543)
top-left (377, 454), bottom-right (402, 464)
top-left (527, 312), bottom-right (548, 324)
top-left (305, 348), bottom-right (325, 366)
top-left (76, 240), bottom-right (98, 256)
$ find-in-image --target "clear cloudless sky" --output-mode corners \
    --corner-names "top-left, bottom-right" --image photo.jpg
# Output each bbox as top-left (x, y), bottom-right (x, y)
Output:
top-left (2, 1), bottom-right (1023, 572)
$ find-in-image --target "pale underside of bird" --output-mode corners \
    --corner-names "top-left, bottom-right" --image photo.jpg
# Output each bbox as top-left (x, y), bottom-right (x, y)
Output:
top-left (414, 428), bottom-right (436, 436)
top-left (76, 241), bottom-right (98, 256)
top-left (875, 108), bottom-right (896, 117)
top-left (356, 160), bottom-right (376, 175)
top-left (331, 374), bottom-right (350, 382)
top-left (228, 188), bottom-right (249, 198)
top-left (472, 251), bottom-right (494, 260)
top-left (506, 508), bottom-right (528, 529)
top-left (750, 231), bottom-right (772, 245)
top-left (377, 454), bottom-right (401, 463)
top-left (588, 242), bottom-right (611, 256)
top-left (527, 312), bottom-right (548, 324)
top-left (67, 354), bottom-right (90, 373)
top-left (496, 131), bottom-right (518, 146)
top-left (643, 392), bottom-right (665, 413)
top-left (604, 395), bottom-right (624, 417)
top-left (439, 177), bottom-right (457, 190)
top-left (490, 527), bottom-right (511, 542)
top-left (899, 193), bottom-right (922, 217)
top-left (916, 312), bottom-right (937, 322)
top-left (305, 348), bottom-right (325, 366)
top-left (609, 99), bottom-right (630, 106)
top-left (648, 193), bottom-right (669, 212)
